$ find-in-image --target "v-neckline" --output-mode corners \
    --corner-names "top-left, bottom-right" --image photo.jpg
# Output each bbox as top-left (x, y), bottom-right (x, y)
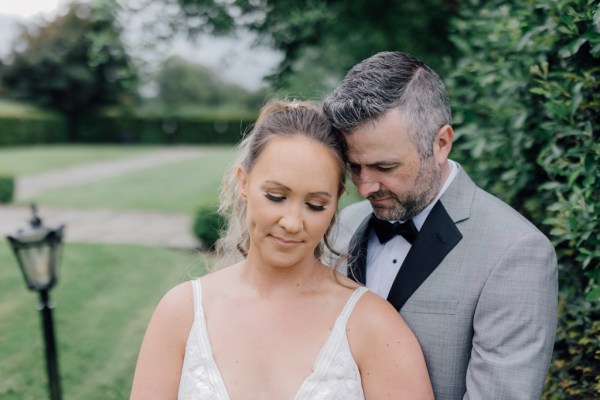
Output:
top-left (195, 280), bottom-right (362, 400)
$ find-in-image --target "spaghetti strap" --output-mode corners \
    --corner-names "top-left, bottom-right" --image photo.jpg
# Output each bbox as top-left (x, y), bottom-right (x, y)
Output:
top-left (337, 286), bottom-right (369, 326)
top-left (190, 279), bottom-right (202, 318)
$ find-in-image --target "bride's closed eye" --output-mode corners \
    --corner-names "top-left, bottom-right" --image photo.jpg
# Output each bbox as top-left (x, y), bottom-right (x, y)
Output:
top-left (306, 203), bottom-right (326, 212)
top-left (265, 193), bottom-right (327, 212)
top-left (265, 193), bottom-right (284, 202)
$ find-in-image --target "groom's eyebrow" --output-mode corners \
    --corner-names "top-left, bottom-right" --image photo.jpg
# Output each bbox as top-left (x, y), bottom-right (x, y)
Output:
top-left (350, 160), bottom-right (402, 167)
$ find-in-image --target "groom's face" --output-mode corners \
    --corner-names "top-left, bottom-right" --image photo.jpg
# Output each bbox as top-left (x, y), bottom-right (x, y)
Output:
top-left (346, 109), bottom-right (441, 222)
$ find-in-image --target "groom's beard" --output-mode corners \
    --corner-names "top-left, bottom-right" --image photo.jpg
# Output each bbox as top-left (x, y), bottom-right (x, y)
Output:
top-left (369, 157), bottom-right (441, 222)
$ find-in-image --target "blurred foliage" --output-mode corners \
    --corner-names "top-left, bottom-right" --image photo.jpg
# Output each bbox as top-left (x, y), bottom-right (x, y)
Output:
top-left (544, 291), bottom-right (600, 399)
top-left (77, 110), bottom-right (254, 144)
top-left (139, 0), bottom-right (457, 94)
top-left (447, 0), bottom-right (599, 397)
top-left (448, 0), bottom-right (599, 296)
top-left (0, 99), bottom-right (61, 117)
top-left (193, 204), bottom-right (227, 251)
top-left (0, 97), bottom-right (259, 148)
top-left (0, 106), bottom-right (255, 146)
top-left (0, 100), bottom-right (255, 146)
top-left (0, 101), bottom-right (68, 145)
top-left (0, 114), bottom-right (68, 146)
top-left (153, 55), bottom-right (269, 111)
top-left (0, 175), bottom-right (14, 203)
top-left (0, 0), bottom-right (137, 139)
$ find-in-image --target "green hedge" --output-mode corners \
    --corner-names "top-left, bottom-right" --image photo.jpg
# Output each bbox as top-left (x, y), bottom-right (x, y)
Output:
top-left (447, 0), bottom-right (599, 397)
top-left (0, 108), bottom-right (256, 146)
top-left (0, 175), bottom-right (14, 203)
top-left (544, 292), bottom-right (600, 399)
top-left (193, 204), bottom-right (227, 251)
top-left (77, 112), bottom-right (255, 144)
top-left (0, 113), bottom-right (68, 145)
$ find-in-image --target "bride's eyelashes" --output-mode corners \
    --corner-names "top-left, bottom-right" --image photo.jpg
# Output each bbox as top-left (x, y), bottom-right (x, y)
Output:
top-left (264, 193), bottom-right (327, 212)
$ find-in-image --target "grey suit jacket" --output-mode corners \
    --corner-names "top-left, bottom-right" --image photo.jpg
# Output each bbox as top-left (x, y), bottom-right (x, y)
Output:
top-left (332, 166), bottom-right (558, 400)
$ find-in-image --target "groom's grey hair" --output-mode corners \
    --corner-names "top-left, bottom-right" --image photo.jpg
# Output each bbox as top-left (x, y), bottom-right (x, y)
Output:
top-left (323, 51), bottom-right (452, 158)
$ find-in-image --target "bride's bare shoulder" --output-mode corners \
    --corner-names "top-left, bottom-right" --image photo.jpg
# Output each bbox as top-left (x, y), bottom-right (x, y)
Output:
top-left (349, 290), bottom-right (412, 335)
top-left (153, 281), bottom-right (194, 322)
top-left (347, 291), bottom-right (433, 399)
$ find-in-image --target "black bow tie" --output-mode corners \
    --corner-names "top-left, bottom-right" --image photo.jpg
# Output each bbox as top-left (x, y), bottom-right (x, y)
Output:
top-left (370, 214), bottom-right (419, 244)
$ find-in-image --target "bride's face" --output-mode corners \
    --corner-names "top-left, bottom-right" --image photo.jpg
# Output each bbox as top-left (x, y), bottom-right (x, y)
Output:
top-left (238, 135), bottom-right (340, 269)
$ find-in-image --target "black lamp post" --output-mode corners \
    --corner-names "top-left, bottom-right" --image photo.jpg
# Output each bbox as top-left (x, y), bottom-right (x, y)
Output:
top-left (6, 204), bottom-right (65, 400)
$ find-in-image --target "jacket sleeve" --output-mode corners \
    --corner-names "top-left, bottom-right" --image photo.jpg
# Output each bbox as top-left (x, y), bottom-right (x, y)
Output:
top-left (463, 231), bottom-right (558, 400)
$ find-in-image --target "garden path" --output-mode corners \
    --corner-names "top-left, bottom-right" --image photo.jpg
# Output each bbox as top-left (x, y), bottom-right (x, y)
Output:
top-left (1, 147), bottom-right (204, 249)
top-left (16, 146), bottom-right (204, 199)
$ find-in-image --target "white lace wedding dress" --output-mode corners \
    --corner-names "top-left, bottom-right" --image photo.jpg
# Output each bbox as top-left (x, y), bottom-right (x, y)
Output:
top-left (178, 279), bottom-right (367, 400)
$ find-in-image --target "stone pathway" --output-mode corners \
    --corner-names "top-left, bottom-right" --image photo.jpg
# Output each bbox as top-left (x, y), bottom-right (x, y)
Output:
top-left (16, 146), bottom-right (205, 200)
top-left (0, 205), bottom-right (198, 249)
top-left (1, 147), bottom-right (206, 249)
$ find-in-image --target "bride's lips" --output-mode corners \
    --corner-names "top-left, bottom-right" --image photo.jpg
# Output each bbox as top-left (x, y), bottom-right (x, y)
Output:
top-left (270, 235), bottom-right (302, 248)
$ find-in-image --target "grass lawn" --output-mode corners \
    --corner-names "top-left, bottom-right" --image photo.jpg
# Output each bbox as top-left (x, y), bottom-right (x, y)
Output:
top-left (0, 241), bottom-right (208, 400)
top-left (0, 145), bottom-right (159, 176)
top-left (16, 146), bottom-right (236, 213)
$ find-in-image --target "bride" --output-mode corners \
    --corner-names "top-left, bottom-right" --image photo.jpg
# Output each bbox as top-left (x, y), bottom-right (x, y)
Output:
top-left (130, 100), bottom-right (433, 400)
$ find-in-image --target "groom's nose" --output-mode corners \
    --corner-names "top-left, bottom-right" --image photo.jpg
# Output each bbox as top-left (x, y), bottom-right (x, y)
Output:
top-left (354, 176), bottom-right (381, 198)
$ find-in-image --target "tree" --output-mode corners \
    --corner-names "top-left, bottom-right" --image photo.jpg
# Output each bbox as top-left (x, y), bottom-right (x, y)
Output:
top-left (154, 55), bottom-right (269, 111)
top-left (137, 0), bottom-right (458, 93)
top-left (156, 55), bottom-right (225, 106)
top-left (0, 0), bottom-right (137, 140)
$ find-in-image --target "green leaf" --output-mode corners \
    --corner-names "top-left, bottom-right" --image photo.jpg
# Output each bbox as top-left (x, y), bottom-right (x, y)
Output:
top-left (585, 286), bottom-right (600, 301)
top-left (530, 87), bottom-right (548, 96)
top-left (585, 269), bottom-right (600, 280)
top-left (559, 37), bottom-right (588, 58)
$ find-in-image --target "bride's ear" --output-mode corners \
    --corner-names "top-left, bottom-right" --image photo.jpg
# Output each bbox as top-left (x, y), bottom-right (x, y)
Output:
top-left (236, 166), bottom-right (248, 200)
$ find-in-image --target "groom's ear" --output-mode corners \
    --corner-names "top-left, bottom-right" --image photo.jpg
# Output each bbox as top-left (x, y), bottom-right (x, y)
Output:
top-left (434, 124), bottom-right (454, 165)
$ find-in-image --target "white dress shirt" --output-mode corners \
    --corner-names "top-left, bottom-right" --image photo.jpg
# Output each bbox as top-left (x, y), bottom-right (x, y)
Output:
top-left (366, 160), bottom-right (459, 298)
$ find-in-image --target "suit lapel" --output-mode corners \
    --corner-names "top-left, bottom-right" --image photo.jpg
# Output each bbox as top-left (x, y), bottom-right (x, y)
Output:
top-left (343, 166), bottom-right (476, 309)
top-left (347, 215), bottom-right (371, 285)
top-left (386, 201), bottom-right (463, 311)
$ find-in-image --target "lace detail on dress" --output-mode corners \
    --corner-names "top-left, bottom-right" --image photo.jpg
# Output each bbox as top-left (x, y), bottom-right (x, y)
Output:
top-left (178, 280), bottom-right (368, 400)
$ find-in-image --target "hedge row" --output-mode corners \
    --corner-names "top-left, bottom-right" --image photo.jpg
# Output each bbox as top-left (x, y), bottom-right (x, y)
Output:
top-left (447, 0), bottom-right (599, 397)
top-left (77, 113), bottom-right (256, 144)
top-left (0, 114), bottom-right (68, 145)
top-left (0, 112), bottom-right (256, 146)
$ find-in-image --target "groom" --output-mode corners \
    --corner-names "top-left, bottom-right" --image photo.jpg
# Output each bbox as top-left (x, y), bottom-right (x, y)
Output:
top-left (324, 52), bottom-right (558, 400)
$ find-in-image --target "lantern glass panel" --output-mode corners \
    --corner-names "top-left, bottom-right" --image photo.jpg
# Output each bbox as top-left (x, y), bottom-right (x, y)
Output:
top-left (19, 244), bottom-right (54, 289)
